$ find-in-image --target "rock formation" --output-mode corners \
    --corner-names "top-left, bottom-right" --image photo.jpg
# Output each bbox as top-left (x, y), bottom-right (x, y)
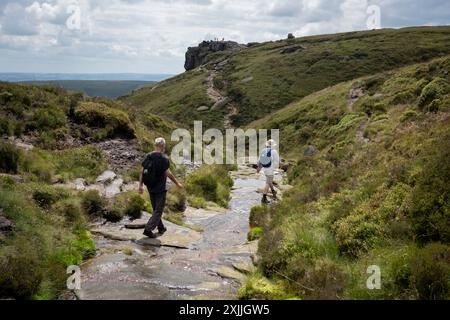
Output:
top-left (184, 40), bottom-right (245, 71)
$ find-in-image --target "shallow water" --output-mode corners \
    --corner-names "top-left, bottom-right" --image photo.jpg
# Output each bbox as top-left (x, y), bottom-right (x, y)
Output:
top-left (77, 166), bottom-right (267, 300)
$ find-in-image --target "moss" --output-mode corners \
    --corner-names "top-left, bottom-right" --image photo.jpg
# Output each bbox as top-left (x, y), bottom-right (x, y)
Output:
top-left (248, 227), bottom-right (264, 241)
top-left (238, 272), bottom-right (291, 300)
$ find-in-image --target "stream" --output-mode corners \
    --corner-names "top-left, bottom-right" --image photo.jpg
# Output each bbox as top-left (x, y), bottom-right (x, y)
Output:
top-left (76, 165), bottom-right (283, 300)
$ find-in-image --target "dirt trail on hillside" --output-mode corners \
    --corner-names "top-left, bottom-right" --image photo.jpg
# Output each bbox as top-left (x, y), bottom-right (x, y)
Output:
top-left (201, 66), bottom-right (238, 129)
top-left (348, 87), bottom-right (370, 144)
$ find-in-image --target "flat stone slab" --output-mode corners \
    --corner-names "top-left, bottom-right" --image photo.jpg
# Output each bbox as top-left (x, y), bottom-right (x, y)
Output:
top-left (214, 266), bottom-right (246, 282)
top-left (92, 219), bottom-right (202, 249)
top-left (222, 241), bottom-right (258, 256)
top-left (232, 262), bottom-right (255, 274)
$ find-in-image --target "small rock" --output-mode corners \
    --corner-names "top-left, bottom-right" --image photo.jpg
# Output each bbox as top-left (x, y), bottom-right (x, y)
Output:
top-left (73, 178), bottom-right (86, 191)
top-left (197, 106), bottom-right (209, 112)
top-left (241, 76), bottom-right (254, 83)
top-left (105, 178), bottom-right (123, 198)
top-left (96, 170), bottom-right (116, 183)
top-left (304, 145), bottom-right (318, 157)
top-left (211, 97), bottom-right (230, 110)
top-left (0, 211), bottom-right (14, 234)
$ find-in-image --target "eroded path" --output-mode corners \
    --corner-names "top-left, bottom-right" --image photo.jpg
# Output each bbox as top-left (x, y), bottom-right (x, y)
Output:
top-left (76, 166), bottom-right (283, 300)
top-left (201, 66), bottom-right (239, 129)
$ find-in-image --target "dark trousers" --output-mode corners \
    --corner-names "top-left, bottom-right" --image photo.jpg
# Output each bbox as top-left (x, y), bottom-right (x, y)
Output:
top-left (144, 191), bottom-right (167, 232)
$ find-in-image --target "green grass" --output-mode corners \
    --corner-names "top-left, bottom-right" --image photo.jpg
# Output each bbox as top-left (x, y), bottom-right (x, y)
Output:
top-left (185, 165), bottom-right (233, 208)
top-left (120, 69), bottom-right (223, 129)
top-left (0, 182), bottom-right (95, 299)
top-left (122, 26), bottom-right (450, 128)
top-left (242, 56), bottom-right (450, 300)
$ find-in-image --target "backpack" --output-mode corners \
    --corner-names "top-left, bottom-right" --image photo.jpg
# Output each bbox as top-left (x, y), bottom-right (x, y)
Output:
top-left (142, 154), bottom-right (156, 187)
top-left (260, 148), bottom-right (272, 168)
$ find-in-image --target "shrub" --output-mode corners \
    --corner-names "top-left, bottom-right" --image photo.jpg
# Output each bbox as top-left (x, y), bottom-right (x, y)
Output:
top-left (408, 136), bottom-right (450, 243)
top-left (418, 77), bottom-right (448, 109)
top-left (124, 194), bottom-right (146, 220)
top-left (27, 106), bottom-right (67, 132)
top-left (74, 102), bottom-right (135, 139)
top-left (81, 190), bottom-right (106, 216)
top-left (238, 272), bottom-right (287, 300)
top-left (411, 243), bottom-right (450, 300)
top-left (401, 109), bottom-right (419, 123)
top-left (53, 146), bottom-right (107, 181)
top-left (103, 205), bottom-right (124, 222)
top-left (0, 142), bottom-right (20, 174)
top-left (249, 205), bottom-right (270, 228)
top-left (166, 187), bottom-right (187, 213)
top-left (188, 195), bottom-right (207, 208)
top-left (19, 149), bottom-right (54, 183)
top-left (32, 186), bottom-right (70, 209)
top-left (333, 203), bottom-right (384, 256)
top-left (186, 165), bottom-right (233, 207)
top-left (0, 240), bottom-right (43, 299)
top-left (53, 198), bottom-right (85, 225)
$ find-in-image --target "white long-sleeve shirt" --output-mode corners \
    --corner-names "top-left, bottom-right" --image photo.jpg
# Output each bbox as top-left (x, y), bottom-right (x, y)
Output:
top-left (260, 148), bottom-right (279, 176)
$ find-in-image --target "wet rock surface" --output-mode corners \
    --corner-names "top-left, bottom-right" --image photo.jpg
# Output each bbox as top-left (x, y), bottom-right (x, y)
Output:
top-left (77, 166), bottom-right (286, 300)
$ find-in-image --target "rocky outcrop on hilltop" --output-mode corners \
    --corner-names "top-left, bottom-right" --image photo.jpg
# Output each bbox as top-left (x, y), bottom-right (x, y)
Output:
top-left (184, 40), bottom-right (245, 71)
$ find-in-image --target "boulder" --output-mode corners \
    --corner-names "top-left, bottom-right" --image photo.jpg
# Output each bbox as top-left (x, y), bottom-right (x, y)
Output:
top-left (105, 178), bottom-right (123, 198)
top-left (0, 211), bottom-right (13, 234)
top-left (280, 45), bottom-right (305, 54)
top-left (304, 145), bottom-right (318, 157)
top-left (96, 170), bottom-right (116, 183)
top-left (287, 33), bottom-right (295, 39)
top-left (184, 40), bottom-right (245, 71)
top-left (211, 97), bottom-right (230, 110)
top-left (197, 106), bottom-right (209, 112)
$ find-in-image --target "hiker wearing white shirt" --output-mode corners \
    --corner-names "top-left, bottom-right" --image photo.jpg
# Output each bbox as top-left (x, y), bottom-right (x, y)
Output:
top-left (256, 139), bottom-right (280, 204)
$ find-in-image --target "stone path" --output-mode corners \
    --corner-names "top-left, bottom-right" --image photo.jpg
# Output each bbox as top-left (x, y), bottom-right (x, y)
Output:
top-left (76, 165), bottom-right (286, 300)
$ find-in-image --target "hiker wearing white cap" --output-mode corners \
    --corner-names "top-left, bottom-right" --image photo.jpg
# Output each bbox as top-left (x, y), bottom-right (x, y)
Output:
top-left (256, 139), bottom-right (280, 204)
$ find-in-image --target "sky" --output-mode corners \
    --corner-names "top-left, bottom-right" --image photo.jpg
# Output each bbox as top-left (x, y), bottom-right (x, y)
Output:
top-left (0, 0), bottom-right (449, 75)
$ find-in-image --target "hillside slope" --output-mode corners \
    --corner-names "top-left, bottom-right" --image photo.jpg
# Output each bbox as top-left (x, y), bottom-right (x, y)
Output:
top-left (121, 26), bottom-right (450, 129)
top-left (242, 56), bottom-right (450, 299)
top-left (0, 82), bottom-right (179, 299)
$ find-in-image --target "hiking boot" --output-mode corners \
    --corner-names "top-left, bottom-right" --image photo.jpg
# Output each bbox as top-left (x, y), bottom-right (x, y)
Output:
top-left (261, 194), bottom-right (269, 204)
top-left (143, 230), bottom-right (157, 238)
top-left (158, 227), bottom-right (167, 236)
top-left (272, 189), bottom-right (278, 200)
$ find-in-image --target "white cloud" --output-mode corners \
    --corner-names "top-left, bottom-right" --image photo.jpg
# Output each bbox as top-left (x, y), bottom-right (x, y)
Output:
top-left (0, 0), bottom-right (448, 74)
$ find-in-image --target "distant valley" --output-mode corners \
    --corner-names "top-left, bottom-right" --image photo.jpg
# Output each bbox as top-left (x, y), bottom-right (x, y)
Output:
top-left (20, 80), bottom-right (154, 99)
top-left (0, 73), bottom-right (175, 98)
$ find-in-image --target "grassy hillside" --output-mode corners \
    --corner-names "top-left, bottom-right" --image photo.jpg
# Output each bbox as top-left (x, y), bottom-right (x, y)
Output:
top-left (121, 26), bottom-right (450, 128)
top-left (242, 56), bottom-right (450, 300)
top-left (0, 81), bottom-right (177, 151)
top-left (0, 82), bottom-right (178, 299)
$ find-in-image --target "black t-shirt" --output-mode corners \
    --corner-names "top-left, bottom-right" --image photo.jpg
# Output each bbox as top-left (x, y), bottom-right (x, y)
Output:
top-left (141, 152), bottom-right (170, 193)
